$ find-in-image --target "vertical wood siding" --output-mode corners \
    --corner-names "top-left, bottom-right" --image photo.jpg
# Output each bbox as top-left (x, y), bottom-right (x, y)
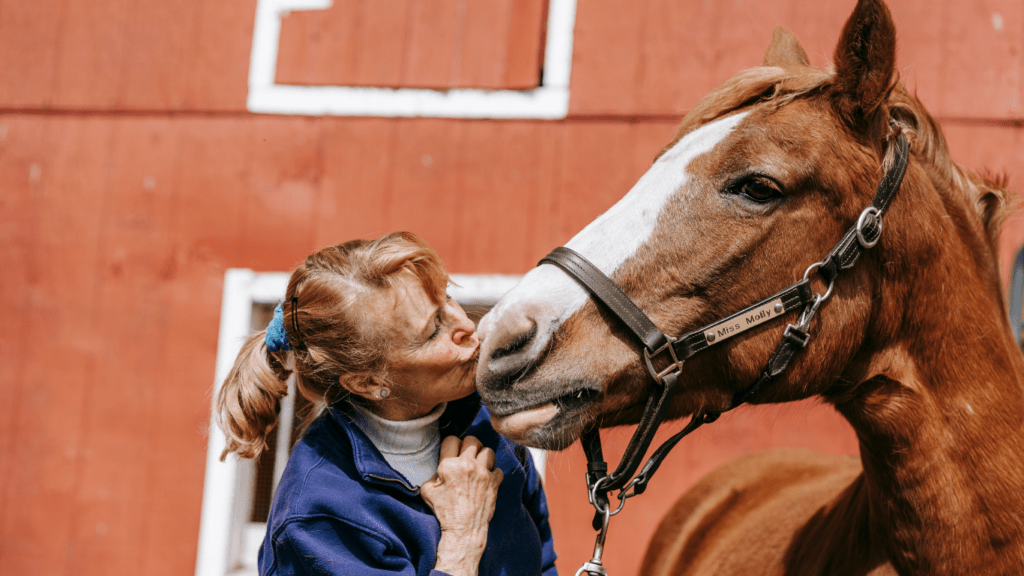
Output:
top-left (1, 1), bottom-right (1022, 575)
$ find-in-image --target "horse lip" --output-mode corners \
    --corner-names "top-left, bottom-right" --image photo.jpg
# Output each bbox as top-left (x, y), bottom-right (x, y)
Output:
top-left (552, 387), bottom-right (601, 413)
top-left (484, 386), bottom-right (601, 418)
top-left (490, 403), bottom-right (560, 440)
top-left (486, 398), bottom-right (544, 418)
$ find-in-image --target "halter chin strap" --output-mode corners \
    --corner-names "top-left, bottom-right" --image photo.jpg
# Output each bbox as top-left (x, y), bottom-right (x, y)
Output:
top-left (539, 126), bottom-right (910, 561)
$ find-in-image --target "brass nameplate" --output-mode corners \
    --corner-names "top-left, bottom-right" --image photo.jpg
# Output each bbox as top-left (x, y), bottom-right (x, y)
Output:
top-left (703, 298), bottom-right (785, 346)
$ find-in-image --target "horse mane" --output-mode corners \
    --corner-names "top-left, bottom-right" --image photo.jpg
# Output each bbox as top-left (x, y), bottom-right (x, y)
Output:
top-left (888, 88), bottom-right (1011, 261)
top-left (664, 65), bottom-right (1011, 265)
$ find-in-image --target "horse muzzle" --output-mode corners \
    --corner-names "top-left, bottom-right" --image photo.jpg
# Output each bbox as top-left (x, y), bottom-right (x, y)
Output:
top-left (475, 302), bottom-right (604, 448)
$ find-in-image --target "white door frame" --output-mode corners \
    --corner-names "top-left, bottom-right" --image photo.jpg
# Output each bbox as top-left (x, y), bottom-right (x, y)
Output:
top-left (194, 270), bottom-right (531, 576)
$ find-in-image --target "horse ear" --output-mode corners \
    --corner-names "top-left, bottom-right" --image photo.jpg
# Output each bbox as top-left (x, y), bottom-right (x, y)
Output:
top-left (762, 26), bottom-right (809, 68)
top-left (831, 0), bottom-right (898, 129)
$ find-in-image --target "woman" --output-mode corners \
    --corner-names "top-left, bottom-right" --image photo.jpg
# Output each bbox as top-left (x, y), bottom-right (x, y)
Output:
top-left (216, 232), bottom-right (557, 576)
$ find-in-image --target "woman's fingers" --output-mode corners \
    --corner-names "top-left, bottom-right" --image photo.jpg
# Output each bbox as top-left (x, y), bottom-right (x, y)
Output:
top-left (438, 436), bottom-right (498, 472)
top-left (431, 436), bottom-right (501, 490)
top-left (439, 435), bottom-right (462, 461)
top-left (479, 447), bottom-right (496, 471)
top-left (459, 435), bottom-right (482, 459)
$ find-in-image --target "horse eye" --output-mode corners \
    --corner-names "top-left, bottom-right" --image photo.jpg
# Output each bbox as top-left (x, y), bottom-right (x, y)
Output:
top-left (738, 177), bottom-right (781, 203)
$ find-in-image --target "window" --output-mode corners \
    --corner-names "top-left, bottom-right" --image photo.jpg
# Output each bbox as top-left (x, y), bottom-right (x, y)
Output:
top-left (247, 0), bottom-right (577, 118)
top-left (195, 270), bottom-right (536, 576)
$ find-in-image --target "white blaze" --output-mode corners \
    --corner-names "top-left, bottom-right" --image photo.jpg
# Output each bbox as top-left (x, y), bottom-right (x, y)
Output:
top-left (484, 112), bottom-right (749, 335)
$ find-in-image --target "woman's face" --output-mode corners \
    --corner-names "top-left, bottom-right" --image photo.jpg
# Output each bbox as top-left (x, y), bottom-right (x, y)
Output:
top-left (367, 269), bottom-right (480, 421)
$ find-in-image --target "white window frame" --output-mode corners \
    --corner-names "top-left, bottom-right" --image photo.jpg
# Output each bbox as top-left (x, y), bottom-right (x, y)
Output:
top-left (195, 270), bottom-right (537, 576)
top-left (247, 0), bottom-right (577, 118)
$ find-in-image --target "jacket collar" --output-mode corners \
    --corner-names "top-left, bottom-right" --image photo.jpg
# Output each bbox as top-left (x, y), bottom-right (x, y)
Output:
top-left (328, 393), bottom-right (484, 496)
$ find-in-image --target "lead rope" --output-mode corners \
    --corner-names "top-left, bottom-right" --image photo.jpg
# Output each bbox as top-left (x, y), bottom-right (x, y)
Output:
top-left (574, 503), bottom-right (612, 576)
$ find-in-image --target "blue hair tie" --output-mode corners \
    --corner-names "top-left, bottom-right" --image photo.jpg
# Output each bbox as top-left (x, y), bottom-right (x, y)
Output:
top-left (265, 303), bottom-right (292, 352)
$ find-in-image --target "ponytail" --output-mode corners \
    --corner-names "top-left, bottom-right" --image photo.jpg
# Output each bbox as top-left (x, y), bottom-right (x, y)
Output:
top-left (215, 331), bottom-right (291, 460)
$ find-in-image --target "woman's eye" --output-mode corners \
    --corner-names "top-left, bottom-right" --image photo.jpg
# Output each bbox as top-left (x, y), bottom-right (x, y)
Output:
top-left (738, 176), bottom-right (781, 203)
top-left (427, 323), bottom-right (441, 340)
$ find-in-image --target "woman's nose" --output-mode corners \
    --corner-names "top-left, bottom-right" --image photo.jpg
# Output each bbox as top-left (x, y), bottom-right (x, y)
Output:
top-left (450, 306), bottom-right (477, 344)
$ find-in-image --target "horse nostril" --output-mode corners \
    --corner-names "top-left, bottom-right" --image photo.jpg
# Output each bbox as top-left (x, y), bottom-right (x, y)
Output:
top-left (478, 304), bottom-right (553, 393)
top-left (490, 325), bottom-right (538, 361)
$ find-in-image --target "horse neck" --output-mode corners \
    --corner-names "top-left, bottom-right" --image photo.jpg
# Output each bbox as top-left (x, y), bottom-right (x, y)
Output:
top-left (835, 235), bottom-right (1024, 574)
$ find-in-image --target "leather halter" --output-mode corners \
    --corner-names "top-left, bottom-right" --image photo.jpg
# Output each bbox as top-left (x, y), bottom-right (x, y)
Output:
top-left (539, 125), bottom-right (910, 576)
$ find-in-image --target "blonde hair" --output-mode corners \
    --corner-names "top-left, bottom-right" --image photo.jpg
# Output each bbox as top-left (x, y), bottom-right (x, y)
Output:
top-left (215, 232), bottom-right (449, 459)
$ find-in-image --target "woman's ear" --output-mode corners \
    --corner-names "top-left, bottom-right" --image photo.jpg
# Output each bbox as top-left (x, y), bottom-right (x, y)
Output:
top-left (831, 0), bottom-right (898, 132)
top-left (338, 373), bottom-right (379, 401)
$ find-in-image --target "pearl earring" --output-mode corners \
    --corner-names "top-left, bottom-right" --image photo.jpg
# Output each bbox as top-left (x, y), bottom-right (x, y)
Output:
top-left (378, 388), bottom-right (389, 399)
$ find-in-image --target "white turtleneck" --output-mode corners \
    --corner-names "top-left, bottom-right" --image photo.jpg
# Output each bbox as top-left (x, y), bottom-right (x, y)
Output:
top-left (347, 401), bottom-right (447, 487)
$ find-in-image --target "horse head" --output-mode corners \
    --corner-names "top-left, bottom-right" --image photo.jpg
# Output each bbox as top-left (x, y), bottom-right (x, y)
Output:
top-left (476, 0), bottom-right (1010, 451)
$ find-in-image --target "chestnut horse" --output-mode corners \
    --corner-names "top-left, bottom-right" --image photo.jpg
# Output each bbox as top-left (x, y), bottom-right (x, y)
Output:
top-left (475, 0), bottom-right (1024, 574)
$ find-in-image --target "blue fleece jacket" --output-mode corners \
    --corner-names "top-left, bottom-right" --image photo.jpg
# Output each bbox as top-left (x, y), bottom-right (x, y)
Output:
top-left (258, 393), bottom-right (558, 576)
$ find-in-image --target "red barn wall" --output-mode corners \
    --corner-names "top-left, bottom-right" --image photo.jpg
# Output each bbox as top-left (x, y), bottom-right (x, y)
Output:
top-left (1, 1), bottom-right (1022, 575)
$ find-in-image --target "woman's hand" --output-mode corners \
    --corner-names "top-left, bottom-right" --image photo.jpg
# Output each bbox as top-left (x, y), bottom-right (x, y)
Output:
top-left (421, 435), bottom-right (504, 576)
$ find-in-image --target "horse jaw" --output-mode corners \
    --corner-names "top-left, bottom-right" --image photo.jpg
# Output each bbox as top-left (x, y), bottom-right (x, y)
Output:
top-left (476, 112), bottom-right (750, 449)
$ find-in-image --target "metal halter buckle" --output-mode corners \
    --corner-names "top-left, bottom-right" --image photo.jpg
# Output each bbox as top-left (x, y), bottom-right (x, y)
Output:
top-left (802, 261), bottom-right (836, 303)
top-left (855, 206), bottom-right (882, 248)
top-left (587, 476), bottom-right (629, 517)
top-left (642, 336), bottom-right (683, 386)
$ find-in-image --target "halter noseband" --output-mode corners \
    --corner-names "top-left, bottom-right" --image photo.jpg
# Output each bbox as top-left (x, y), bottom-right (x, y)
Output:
top-left (539, 124), bottom-right (910, 576)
